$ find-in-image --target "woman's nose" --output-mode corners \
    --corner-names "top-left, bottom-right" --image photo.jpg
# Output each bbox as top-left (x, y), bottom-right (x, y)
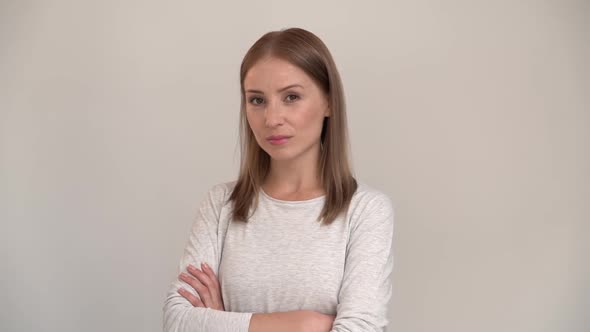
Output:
top-left (264, 100), bottom-right (284, 127)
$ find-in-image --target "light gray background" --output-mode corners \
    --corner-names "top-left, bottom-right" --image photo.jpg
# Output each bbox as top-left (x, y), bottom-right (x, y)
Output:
top-left (1, 1), bottom-right (588, 331)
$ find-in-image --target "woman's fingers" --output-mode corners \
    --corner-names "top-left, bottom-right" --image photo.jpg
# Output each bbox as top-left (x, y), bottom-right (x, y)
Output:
top-left (201, 263), bottom-right (221, 288)
top-left (177, 263), bottom-right (224, 310)
top-left (189, 264), bottom-right (215, 289)
top-left (187, 265), bottom-right (215, 306)
top-left (177, 263), bottom-right (225, 311)
top-left (178, 287), bottom-right (204, 307)
top-left (188, 264), bottom-right (223, 307)
top-left (179, 270), bottom-right (212, 306)
top-left (200, 263), bottom-right (225, 309)
top-left (196, 263), bottom-right (221, 299)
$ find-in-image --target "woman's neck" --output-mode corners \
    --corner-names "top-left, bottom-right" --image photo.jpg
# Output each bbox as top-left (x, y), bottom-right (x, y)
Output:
top-left (262, 162), bottom-right (324, 200)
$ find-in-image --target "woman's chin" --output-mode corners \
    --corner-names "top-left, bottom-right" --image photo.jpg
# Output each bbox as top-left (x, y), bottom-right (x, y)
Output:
top-left (266, 152), bottom-right (293, 162)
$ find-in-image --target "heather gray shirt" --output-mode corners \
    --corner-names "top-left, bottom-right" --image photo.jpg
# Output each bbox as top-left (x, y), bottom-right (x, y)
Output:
top-left (163, 180), bottom-right (395, 332)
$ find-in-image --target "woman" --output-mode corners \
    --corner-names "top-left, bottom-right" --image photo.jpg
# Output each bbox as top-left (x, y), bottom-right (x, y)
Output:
top-left (163, 27), bottom-right (395, 332)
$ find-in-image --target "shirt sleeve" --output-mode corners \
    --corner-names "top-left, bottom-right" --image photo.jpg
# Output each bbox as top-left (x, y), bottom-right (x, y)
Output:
top-left (330, 194), bottom-right (395, 332)
top-left (162, 183), bottom-right (253, 332)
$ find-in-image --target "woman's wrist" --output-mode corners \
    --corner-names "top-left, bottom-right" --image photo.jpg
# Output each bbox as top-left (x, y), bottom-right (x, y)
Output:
top-left (249, 310), bottom-right (333, 332)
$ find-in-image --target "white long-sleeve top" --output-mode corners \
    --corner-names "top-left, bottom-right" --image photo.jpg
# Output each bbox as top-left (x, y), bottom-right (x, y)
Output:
top-left (163, 180), bottom-right (395, 331)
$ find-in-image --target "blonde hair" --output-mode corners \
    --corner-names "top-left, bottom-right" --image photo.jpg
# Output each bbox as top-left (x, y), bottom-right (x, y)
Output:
top-left (228, 27), bottom-right (357, 225)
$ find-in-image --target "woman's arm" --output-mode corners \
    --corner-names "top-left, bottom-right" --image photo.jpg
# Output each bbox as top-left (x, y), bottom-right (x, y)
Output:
top-left (330, 194), bottom-right (395, 331)
top-left (177, 257), bottom-right (335, 332)
top-left (176, 261), bottom-right (336, 332)
top-left (163, 184), bottom-right (252, 332)
top-left (249, 311), bottom-right (335, 332)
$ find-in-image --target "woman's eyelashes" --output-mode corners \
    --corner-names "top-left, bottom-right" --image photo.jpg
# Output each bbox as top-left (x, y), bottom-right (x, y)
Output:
top-left (248, 94), bottom-right (300, 106)
top-left (249, 96), bottom-right (264, 105)
top-left (285, 94), bottom-right (299, 102)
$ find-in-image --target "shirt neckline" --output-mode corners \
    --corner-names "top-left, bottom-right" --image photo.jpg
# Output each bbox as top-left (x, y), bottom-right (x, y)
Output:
top-left (259, 187), bottom-right (326, 205)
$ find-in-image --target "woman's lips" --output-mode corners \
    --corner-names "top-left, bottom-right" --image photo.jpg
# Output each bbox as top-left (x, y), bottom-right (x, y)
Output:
top-left (268, 137), bottom-right (290, 145)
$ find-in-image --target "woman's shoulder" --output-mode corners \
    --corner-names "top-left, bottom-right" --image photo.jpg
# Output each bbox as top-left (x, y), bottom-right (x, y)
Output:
top-left (353, 180), bottom-right (394, 204)
top-left (349, 180), bottom-right (395, 218)
top-left (203, 180), bottom-right (238, 204)
top-left (208, 179), bottom-right (237, 193)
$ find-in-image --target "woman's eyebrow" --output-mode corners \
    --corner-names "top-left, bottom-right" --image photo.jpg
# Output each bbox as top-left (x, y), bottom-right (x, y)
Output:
top-left (246, 84), bottom-right (304, 94)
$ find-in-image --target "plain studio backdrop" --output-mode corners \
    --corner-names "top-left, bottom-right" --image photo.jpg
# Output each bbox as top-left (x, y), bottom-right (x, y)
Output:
top-left (0, 1), bottom-right (588, 331)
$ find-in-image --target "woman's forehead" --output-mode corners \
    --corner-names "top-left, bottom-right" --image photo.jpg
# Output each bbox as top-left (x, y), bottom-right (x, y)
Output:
top-left (244, 58), bottom-right (311, 89)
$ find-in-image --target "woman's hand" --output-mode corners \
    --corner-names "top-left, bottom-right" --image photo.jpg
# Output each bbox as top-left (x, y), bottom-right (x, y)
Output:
top-left (177, 262), bottom-right (225, 311)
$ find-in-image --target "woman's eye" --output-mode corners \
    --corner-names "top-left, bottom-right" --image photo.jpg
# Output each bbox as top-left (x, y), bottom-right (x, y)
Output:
top-left (249, 97), bottom-right (264, 105)
top-left (285, 94), bottom-right (299, 102)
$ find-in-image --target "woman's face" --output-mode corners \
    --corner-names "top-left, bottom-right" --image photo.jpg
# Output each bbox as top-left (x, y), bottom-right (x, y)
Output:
top-left (243, 56), bottom-right (330, 163)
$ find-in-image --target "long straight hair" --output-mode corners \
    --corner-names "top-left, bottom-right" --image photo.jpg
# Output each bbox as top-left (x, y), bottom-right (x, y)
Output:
top-left (228, 27), bottom-right (357, 225)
